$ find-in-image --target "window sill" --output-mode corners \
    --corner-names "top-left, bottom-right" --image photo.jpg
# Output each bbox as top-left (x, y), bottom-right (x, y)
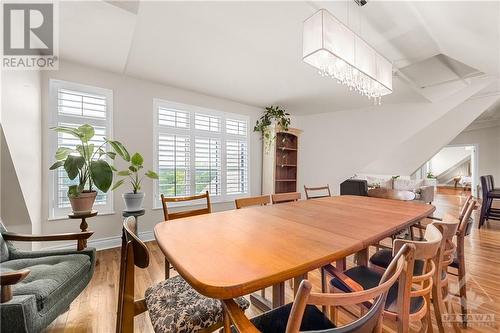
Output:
top-left (48, 211), bottom-right (116, 221)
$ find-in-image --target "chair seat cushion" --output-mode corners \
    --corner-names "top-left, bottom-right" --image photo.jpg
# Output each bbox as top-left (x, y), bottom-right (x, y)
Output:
top-left (0, 254), bottom-right (91, 311)
top-left (369, 249), bottom-right (425, 275)
top-left (145, 275), bottom-right (250, 333)
top-left (230, 303), bottom-right (335, 333)
top-left (330, 266), bottom-right (425, 314)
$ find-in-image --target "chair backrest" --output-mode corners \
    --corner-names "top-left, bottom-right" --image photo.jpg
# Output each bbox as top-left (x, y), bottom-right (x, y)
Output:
top-left (387, 224), bottom-right (442, 321)
top-left (285, 244), bottom-right (415, 333)
top-left (458, 199), bottom-right (476, 238)
top-left (271, 192), bottom-right (301, 204)
top-left (458, 195), bottom-right (473, 220)
top-left (304, 185), bottom-right (331, 200)
top-left (116, 217), bottom-right (149, 333)
top-left (160, 191), bottom-right (211, 221)
top-left (433, 215), bottom-right (460, 279)
top-left (489, 175), bottom-right (495, 189)
top-left (235, 195), bottom-right (270, 209)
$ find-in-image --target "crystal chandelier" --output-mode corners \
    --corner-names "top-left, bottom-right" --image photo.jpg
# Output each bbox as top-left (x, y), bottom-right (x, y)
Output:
top-left (302, 9), bottom-right (393, 105)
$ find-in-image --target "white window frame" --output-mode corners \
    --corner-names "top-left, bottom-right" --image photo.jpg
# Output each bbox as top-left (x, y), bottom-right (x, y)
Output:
top-left (153, 98), bottom-right (250, 208)
top-left (48, 79), bottom-right (114, 219)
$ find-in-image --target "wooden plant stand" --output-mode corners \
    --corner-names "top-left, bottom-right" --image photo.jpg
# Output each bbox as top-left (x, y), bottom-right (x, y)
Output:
top-left (68, 210), bottom-right (97, 250)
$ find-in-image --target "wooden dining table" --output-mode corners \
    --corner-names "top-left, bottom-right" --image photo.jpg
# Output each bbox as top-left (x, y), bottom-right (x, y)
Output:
top-left (154, 195), bottom-right (435, 311)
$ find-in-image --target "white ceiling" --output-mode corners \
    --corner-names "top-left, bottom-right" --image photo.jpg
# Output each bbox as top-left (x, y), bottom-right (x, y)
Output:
top-left (58, 1), bottom-right (500, 115)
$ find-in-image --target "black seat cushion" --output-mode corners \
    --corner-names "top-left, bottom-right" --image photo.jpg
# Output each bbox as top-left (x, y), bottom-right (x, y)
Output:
top-left (369, 249), bottom-right (425, 275)
top-left (449, 256), bottom-right (459, 269)
top-left (330, 266), bottom-right (425, 314)
top-left (230, 303), bottom-right (335, 333)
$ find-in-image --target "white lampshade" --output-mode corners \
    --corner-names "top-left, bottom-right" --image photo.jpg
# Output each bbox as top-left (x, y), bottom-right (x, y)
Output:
top-left (303, 9), bottom-right (393, 102)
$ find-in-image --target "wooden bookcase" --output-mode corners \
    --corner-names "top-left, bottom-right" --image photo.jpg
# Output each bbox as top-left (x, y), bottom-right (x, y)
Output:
top-left (262, 127), bottom-right (302, 195)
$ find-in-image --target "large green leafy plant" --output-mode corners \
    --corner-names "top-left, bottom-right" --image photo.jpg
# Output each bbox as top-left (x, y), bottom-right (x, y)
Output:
top-left (254, 106), bottom-right (291, 150)
top-left (111, 152), bottom-right (158, 194)
top-left (49, 124), bottom-right (128, 197)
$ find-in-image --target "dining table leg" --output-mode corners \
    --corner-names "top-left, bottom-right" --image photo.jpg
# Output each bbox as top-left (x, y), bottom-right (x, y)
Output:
top-left (355, 248), bottom-right (369, 266)
top-left (293, 273), bottom-right (308, 297)
top-left (250, 281), bottom-right (286, 311)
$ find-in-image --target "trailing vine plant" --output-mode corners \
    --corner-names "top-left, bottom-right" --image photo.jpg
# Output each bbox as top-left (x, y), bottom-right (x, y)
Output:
top-left (253, 105), bottom-right (291, 151)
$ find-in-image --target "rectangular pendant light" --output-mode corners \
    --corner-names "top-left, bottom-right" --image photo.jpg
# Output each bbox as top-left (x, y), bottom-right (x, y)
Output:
top-left (303, 9), bottom-right (393, 103)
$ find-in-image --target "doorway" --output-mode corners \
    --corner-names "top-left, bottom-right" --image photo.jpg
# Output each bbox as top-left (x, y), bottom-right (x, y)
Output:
top-left (423, 144), bottom-right (478, 197)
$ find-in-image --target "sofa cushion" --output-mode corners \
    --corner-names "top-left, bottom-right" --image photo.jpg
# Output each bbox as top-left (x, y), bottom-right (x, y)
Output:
top-left (366, 176), bottom-right (393, 189)
top-left (0, 254), bottom-right (91, 311)
top-left (393, 179), bottom-right (423, 191)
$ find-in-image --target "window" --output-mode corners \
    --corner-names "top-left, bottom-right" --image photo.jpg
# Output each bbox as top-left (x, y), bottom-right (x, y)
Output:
top-left (154, 99), bottom-right (250, 205)
top-left (48, 80), bottom-right (113, 218)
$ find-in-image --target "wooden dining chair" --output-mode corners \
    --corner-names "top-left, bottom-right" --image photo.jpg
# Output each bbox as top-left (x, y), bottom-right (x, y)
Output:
top-left (271, 192), bottom-right (301, 204)
top-left (331, 224), bottom-right (443, 333)
top-left (160, 191), bottom-right (212, 278)
top-left (304, 185), bottom-right (331, 199)
top-left (116, 217), bottom-right (249, 333)
top-left (431, 216), bottom-right (460, 333)
top-left (448, 199), bottom-right (476, 327)
top-left (222, 244), bottom-right (414, 333)
top-left (235, 195), bottom-right (270, 209)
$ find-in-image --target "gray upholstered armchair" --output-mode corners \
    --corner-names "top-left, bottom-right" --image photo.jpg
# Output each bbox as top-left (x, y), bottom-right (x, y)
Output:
top-left (0, 221), bottom-right (96, 333)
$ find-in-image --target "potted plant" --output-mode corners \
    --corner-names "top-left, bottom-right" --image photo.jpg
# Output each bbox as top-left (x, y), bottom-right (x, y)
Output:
top-left (49, 124), bottom-right (128, 214)
top-left (254, 105), bottom-right (291, 151)
top-left (111, 152), bottom-right (158, 212)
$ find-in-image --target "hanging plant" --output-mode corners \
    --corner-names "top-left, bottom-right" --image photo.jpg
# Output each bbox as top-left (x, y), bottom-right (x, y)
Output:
top-left (253, 105), bottom-right (291, 151)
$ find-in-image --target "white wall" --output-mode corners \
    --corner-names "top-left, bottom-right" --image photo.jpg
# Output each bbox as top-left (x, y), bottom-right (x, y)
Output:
top-left (429, 146), bottom-right (471, 176)
top-left (450, 126), bottom-right (500, 183)
top-left (296, 78), bottom-right (498, 194)
top-left (1, 70), bottom-right (43, 240)
top-left (40, 61), bottom-right (263, 248)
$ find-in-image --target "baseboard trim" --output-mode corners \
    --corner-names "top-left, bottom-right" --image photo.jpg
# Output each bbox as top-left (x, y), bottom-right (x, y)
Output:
top-left (43, 230), bottom-right (155, 251)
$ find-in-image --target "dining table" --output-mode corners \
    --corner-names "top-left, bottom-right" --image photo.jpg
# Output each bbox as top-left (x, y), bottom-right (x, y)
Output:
top-left (154, 195), bottom-right (435, 312)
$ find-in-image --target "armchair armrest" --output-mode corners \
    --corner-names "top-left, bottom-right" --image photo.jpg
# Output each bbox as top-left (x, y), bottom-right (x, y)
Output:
top-left (427, 216), bottom-right (443, 221)
top-left (418, 185), bottom-right (434, 203)
top-left (223, 299), bottom-right (260, 333)
top-left (2, 231), bottom-right (93, 242)
top-left (322, 264), bottom-right (364, 292)
top-left (1, 269), bottom-right (30, 303)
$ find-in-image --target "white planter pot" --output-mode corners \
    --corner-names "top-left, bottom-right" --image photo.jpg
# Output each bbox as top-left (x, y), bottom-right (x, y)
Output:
top-left (123, 192), bottom-right (145, 212)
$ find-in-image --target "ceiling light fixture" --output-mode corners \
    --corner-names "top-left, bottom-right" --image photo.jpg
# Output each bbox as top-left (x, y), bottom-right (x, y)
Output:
top-left (302, 8), bottom-right (393, 104)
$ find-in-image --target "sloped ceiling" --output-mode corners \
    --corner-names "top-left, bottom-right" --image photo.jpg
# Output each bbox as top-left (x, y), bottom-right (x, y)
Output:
top-left (58, 1), bottom-right (500, 114)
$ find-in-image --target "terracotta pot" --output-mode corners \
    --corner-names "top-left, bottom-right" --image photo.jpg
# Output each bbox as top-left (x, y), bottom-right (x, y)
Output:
top-left (69, 191), bottom-right (97, 214)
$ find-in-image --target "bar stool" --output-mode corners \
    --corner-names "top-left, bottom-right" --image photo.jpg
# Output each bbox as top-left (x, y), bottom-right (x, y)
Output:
top-left (479, 175), bottom-right (500, 228)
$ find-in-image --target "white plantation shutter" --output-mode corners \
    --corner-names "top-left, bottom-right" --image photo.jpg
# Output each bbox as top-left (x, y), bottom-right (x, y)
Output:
top-left (158, 134), bottom-right (191, 196)
top-left (195, 137), bottom-right (221, 195)
top-left (226, 140), bottom-right (248, 194)
top-left (154, 99), bottom-right (250, 204)
top-left (49, 80), bottom-right (113, 218)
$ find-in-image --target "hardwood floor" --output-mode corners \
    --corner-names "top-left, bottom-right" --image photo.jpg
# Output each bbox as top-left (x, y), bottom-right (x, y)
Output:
top-left (45, 190), bottom-right (500, 332)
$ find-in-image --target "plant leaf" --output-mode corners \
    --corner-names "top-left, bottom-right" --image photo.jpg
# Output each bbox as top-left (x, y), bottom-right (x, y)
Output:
top-left (145, 170), bottom-right (159, 179)
top-left (107, 139), bottom-right (130, 162)
top-left (51, 126), bottom-right (82, 139)
top-left (110, 164), bottom-right (117, 172)
top-left (55, 147), bottom-right (73, 160)
top-left (129, 165), bottom-right (138, 173)
top-left (78, 124), bottom-right (95, 142)
top-left (64, 155), bottom-right (85, 180)
top-left (131, 153), bottom-right (144, 166)
top-left (111, 179), bottom-right (125, 191)
top-left (49, 160), bottom-right (65, 170)
top-left (68, 185), bottom-right (81, 198)
top-left (117, 170), bottom-right (131, 176)
top-left (90, 160), bottom-right (113, 192)
top-left (106, 151), bottom-right (116, 159)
